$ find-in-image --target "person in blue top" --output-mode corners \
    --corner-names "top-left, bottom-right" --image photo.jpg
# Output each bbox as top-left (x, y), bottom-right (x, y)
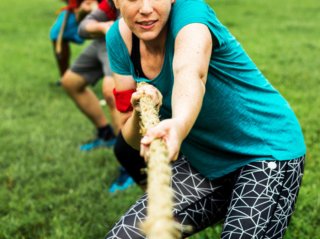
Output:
top-left (50, 0), bottom-right (98, 83)
top-left (104, 0), bottom-right (306, 238)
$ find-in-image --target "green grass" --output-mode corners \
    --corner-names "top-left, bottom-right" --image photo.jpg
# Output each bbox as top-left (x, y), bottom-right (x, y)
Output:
top-left (0, 0), bottom-right (319, 238)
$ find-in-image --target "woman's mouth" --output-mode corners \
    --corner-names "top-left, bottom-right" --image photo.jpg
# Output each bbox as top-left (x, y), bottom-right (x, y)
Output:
top-left (138, 20), bottom-right (157, 30)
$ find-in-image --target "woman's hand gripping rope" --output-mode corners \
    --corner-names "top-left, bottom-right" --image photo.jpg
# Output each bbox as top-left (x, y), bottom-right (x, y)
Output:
top-left (135, 82), bottom-right (181, 239)
top-left (131, 83), bottom-right (182, 162)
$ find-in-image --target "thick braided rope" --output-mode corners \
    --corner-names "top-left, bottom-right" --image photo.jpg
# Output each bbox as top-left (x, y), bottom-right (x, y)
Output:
top-left (138, 82), bottom-right (181, 239)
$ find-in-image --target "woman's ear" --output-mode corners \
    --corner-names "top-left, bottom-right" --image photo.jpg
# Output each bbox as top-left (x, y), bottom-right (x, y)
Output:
top-left (171, 0), bottom-right (175, 4)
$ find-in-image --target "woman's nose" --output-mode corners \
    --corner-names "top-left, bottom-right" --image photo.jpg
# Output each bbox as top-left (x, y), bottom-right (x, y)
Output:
top-left (139, 0), bottom-right (153, 15)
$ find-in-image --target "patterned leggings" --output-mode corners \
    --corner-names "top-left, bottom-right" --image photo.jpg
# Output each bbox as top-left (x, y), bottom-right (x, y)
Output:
top-left (105, 156), bottom-right (305, 239)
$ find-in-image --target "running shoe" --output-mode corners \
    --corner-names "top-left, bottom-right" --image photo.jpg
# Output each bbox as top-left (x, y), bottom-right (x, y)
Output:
top-left (109, 168), bottom-right (135, 193)
top-left (80, 137), bottom-right (116, 151)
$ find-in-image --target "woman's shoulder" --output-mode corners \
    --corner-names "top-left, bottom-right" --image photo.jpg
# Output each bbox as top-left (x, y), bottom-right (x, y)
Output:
top-left (170, 0), bottom-right (212, 37)
top-left (106, 18), bottom-right (133, 76)
top-left (106, 18), bottom-right (132, 47)
top-left (170, 0), bottom-right (231, 48)
top-left (171, 0), bottom-right (208, 15)
top-left (106, 18), bottom-right (132, 54)
top-left (118, 18), bottom-right (132, 53)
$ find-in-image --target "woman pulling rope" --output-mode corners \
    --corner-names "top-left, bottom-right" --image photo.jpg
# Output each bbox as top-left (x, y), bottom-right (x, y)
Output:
top-left (104, 0), bottom-right (306, 238)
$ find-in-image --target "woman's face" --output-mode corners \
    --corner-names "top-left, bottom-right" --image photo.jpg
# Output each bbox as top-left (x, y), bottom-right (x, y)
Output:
top-left (114, 0), bottom-right (175, 41)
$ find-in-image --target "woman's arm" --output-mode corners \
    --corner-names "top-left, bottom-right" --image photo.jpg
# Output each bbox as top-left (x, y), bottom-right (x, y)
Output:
top-left (171, 23), bottom-right (212, 139)
top-left (107, 19), bottom-right (142, 148)
top-left (141, 23), bottom-right (213, 160)
top-left (112, 73), bottom-right (142, 149)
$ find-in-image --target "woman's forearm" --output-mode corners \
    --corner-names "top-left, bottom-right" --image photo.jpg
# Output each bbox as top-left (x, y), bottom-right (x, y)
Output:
top-left (121, 110), bottom-right (143, 150)
top-left (171, 74), bottom-right (206, 140)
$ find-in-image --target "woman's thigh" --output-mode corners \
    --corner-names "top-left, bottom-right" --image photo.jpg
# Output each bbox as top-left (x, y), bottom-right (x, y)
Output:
top-left (105, 156), bottom-right (236, 239)
top-left (221, 156), bottom-right (305, 239)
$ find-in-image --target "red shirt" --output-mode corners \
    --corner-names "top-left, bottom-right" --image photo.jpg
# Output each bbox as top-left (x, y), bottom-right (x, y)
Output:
top-left (67, 0), bottom-right (83, 10)
top-left (67, 0), bottom-right (102, 10)
top-left (98, 0), bottom-right (117, 20)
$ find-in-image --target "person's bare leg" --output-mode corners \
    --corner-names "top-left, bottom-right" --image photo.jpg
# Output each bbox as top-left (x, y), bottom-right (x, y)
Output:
top-left (61, 70), bottom-right (108, 128)
top-left (52, 40), bottom-right (70, 77)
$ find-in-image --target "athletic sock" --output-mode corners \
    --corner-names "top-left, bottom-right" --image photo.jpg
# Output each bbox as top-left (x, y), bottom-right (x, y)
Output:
top-left (97, 124), bottom-right (115, 140)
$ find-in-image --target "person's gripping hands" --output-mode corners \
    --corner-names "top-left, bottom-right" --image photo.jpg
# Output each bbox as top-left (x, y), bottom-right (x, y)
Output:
top-left (130, 83), bottom-right (182, 162)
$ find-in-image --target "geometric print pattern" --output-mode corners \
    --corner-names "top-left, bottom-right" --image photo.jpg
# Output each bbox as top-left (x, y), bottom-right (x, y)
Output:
top-left (221, 156), bottom-right (304, 239)
top-left (105, 156), bottom-right (305, 239)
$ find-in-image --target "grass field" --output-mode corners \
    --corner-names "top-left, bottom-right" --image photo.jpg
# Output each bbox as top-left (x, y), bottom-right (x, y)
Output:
top-left (0, 0), bottom-right (319, 238)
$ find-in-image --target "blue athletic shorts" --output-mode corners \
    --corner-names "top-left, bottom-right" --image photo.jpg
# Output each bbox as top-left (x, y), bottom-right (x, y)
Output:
top-left (49, 10), bottom-right (84, 44)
